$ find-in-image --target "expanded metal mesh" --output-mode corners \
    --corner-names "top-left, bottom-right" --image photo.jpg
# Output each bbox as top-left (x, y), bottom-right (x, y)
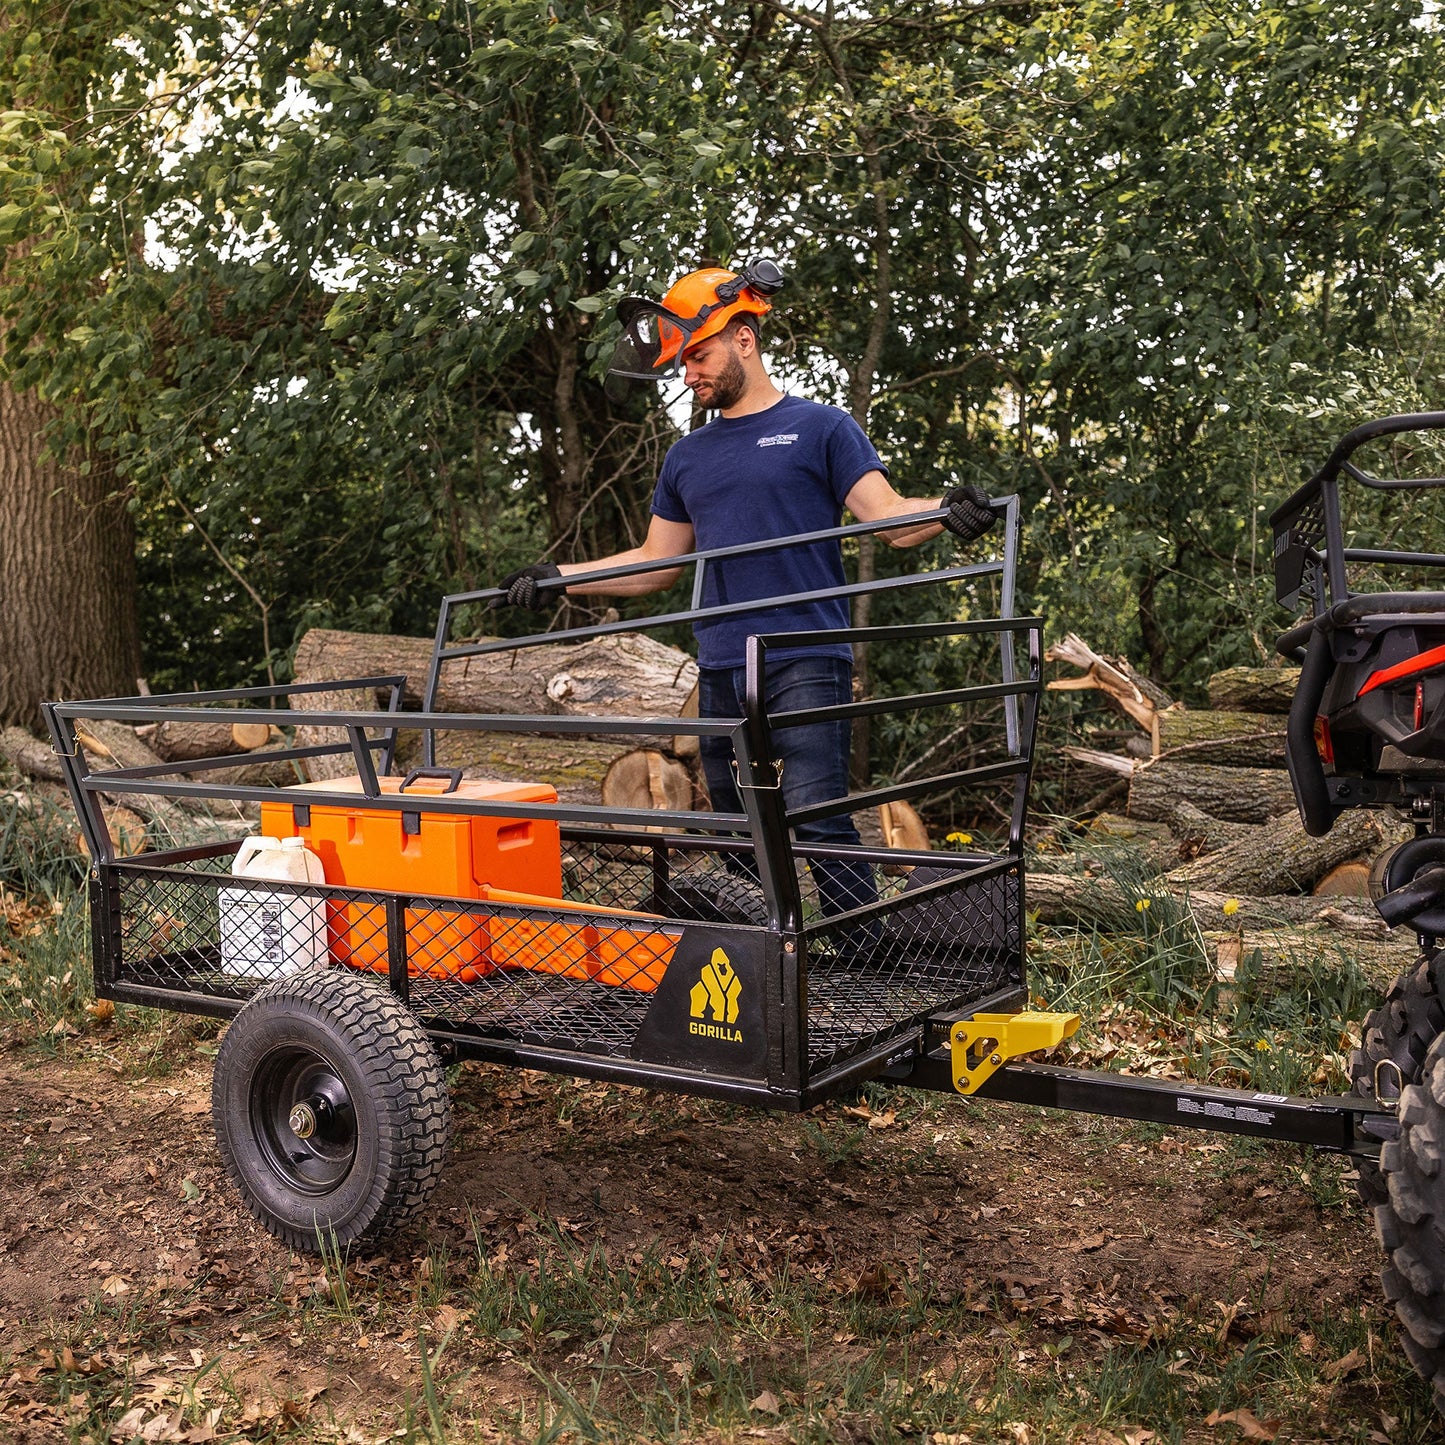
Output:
top-left (103, 837), bottom-right (1022, 1083)
top-left (802, 858), bottom-right (1022, 1076)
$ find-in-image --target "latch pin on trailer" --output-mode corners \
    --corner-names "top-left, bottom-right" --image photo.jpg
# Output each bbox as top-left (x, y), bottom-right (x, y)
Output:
top-left (951, 1011), bottom-right (1081, 1095)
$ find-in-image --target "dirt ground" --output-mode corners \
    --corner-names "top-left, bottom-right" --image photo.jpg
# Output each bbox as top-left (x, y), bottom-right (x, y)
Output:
top-left (0, 1024), bottom-right (1435, 1444)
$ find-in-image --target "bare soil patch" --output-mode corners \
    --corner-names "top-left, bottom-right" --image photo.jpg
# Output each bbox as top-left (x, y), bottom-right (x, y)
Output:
top-left (0, 1025), bottom-right (1434, 1443)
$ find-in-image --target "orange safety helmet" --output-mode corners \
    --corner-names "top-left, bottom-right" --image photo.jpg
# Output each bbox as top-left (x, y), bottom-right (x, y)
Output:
top-left (608, 259), bottom-right (785, 390)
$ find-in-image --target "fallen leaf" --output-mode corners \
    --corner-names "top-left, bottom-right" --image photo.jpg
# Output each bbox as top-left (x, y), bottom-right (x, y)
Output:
top-left (1075, 1232), bottom-right (1108, 1252)
top-left (1205, 1407), bottom-right (1280, 1441)
top-left (111, 1406), bottom-right (147, 1440)
top-left (749, 1390), bottom-right (780, 1415)
top-left (1323, 1347), bottom-right (1365, 1381)
top-left (101, 1275), bottom-right (130, 1296)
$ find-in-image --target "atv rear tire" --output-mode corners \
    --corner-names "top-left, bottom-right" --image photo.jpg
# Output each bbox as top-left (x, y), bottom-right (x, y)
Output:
top-left (1350, 951), bottom-right (1445, 1207)
top-left (213, 968), bottom-right (451, 1252)
top-left (1377, 1029), bottom-right (1445, 1413)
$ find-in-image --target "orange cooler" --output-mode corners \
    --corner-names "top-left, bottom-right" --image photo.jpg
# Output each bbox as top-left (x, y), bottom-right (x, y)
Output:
top-left (260, 773), bottom-right (562, 979)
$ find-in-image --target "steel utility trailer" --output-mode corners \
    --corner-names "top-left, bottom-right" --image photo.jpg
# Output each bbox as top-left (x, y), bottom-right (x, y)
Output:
top-left (47, 498), bottom-right (1387, 1253)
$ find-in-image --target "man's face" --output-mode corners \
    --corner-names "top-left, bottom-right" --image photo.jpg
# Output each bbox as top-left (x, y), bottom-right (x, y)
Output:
top-left (682, 332), bottom-right (748, 410)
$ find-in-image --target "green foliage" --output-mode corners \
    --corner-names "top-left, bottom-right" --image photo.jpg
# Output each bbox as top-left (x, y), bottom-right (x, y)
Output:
top-left (0, 0), bottom-right (1442, 717)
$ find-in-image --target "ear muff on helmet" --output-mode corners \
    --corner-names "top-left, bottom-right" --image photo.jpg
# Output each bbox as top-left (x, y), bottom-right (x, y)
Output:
top-left (605, 259), bottom-right (786, 397)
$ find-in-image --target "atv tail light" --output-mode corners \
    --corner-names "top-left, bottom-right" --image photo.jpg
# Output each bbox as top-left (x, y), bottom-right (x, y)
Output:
top-left (1418, 681), bottom-right (1426, 732)
top-left (1357, 641), bottom-right (1445, 697)
top-left (1314, 714), bottom-right (1334, 766)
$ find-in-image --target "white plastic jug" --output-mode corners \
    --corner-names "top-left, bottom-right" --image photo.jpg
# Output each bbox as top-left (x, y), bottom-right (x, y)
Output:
top-left (218, 836), bottom-right (328, 978)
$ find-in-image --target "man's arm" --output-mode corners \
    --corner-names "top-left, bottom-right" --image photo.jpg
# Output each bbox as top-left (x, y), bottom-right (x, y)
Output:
top-left (557, 515), bottom-right (696, 596)
top-left (844, 470), bottom-right (945, 548)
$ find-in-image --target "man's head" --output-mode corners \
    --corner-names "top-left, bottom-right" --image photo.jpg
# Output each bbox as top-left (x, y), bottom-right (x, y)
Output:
top-left (607, 260), bottom-right (785, 405)
top-left (681, 313), bottom-right (764, 411)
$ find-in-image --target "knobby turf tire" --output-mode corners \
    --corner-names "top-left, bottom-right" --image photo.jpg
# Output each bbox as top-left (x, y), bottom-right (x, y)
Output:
top-left (1350, 951), bottom-right (1445, 1207)
top-left (1377, 1029), bottom-right (1445, 1415)
top-left (212, 968), bottom-right (451, 1253)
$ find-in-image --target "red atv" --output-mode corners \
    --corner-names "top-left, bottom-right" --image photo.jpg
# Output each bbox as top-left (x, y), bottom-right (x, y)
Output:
top-left (1275, 410), bottom-right (1445, 1401)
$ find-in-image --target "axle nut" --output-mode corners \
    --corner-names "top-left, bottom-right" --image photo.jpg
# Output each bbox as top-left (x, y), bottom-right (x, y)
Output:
top-left (289, 1102), bottom-right (318, 1139)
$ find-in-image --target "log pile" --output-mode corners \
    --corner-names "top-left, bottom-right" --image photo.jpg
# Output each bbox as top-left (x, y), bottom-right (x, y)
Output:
top-left (1043, 634), bottom-right (1400, 913)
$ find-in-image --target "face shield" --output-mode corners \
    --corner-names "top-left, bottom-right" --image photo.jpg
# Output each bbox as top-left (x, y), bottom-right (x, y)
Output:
top-left (607, 298), bottom-right (700, 386)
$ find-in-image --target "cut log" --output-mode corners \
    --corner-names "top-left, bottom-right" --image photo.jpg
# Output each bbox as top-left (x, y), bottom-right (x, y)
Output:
top-left (1207, 666), bottom-right (1302, 714)
top-left (292, 683), bottom-right (382, 784)
top-left (600, 749), bottom-right (696, 822)
top-left (1127, 761), bottom-right (1296, 824)
top-left (147, 719), bottom-right (276, 762)
top-left (1161, 801), bottom-right (1261, 860)
top-left (0, 726), bottom-right (64, 784)
top-left (292, 627), bottom-right (698, 720)
top-left (1045, 633), bottom-right (1176, 730)
top-left (672, 682), bottom-right (700, 761)
top-left (879, 799), bottom-right (930, 852)
top-left (1150, 710), bottom-right (1287, 768)
top-left (1166, 806), bottom-right (1398, 896)
top-left (1312, 860), bottom-right (1370, 898)
top-left (76, 805), bottom-right (148, 859)
top-left (1025, 872), bottom-right (1385, 934)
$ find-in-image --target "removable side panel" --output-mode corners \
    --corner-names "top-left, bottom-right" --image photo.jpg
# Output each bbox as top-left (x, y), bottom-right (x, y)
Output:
top-left (629, 926), bottom-right (771, 1081)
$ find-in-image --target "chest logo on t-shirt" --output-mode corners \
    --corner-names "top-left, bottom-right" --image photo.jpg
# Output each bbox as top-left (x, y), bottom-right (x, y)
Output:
top-left (756, 432), bottom-right (799, 448)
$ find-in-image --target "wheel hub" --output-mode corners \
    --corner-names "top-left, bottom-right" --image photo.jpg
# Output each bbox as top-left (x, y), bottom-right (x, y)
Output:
top-left (251, 1047), bottom-right (357, 1197)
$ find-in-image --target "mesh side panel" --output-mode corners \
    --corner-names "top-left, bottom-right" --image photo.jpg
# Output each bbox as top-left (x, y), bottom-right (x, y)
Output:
top-left (562, 834), bottom-right (769, 925)
top-left (107, 865), bottom-right (682, 1057)
top-left (801, 860), bottom-right (1022, 1075)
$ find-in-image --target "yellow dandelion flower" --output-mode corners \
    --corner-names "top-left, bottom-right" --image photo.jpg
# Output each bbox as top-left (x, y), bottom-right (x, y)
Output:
top-left (1255, 1038), bottom-right (1271, 1052)
top-left (1135, 898), bottom-right (1151, 912)
top-left (947, 831), bottom-right (973, 846)
top-left (1222, 898), bottom-right (1241, 917)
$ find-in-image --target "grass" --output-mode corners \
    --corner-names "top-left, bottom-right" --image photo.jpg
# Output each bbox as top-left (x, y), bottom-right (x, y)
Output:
top-left (0, 781), bottom-right (1438, 1440)
top-left (1029, 830), bottom-right (1377, 1096)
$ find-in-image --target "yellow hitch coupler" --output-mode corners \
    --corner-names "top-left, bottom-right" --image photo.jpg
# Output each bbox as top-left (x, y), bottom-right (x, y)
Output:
top-left (950, 1011), bottom-right (1081, 1095)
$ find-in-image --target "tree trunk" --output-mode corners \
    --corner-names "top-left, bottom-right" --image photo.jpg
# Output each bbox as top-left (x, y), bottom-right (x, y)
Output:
top-left (1025, 872), bottom-right (1385, 934)
top-left (146, 719), bottom-right (275, 761)
top-left (0, 382), bottom-right (140, 730)
top-left (292, 628), bottom-right (698, 720)
top-left (1166, 807), bottom-right (1396, 895)
top-left (1151, 710), bottom-right (1287, 767)
top-left (1128, 760), bottom-right (1297, 824)
top-left (1207, 666), bottom-right (1301, 714)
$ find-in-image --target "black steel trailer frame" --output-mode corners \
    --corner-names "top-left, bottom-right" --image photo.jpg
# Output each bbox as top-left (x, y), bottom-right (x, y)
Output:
top-left (45, 496), bottom-right (1390, 1162)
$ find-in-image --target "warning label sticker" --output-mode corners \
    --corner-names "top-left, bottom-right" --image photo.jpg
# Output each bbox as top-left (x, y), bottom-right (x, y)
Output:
top-left (1176, 1096), bottom-right (1276, 1127)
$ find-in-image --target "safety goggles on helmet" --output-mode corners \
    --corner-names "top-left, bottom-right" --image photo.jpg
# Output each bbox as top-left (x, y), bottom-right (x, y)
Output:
top-left (606, 259), bottom-right (786, 393)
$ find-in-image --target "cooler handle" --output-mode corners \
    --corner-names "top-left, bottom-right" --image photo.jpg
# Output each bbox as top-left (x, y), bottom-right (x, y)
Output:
top-left (399, 767), bottom-right (463, 794)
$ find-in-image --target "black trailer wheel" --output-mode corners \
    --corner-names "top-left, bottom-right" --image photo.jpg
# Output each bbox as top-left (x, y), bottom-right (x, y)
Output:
top-left (1350, 951), bottom-right (1445, 1206)
top-left (1377, 1029), bottom-right (1445, 1413)
top-left (212, 968), bottom-right (451, 1252)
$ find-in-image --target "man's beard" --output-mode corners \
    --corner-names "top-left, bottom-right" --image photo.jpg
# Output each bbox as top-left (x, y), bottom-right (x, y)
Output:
top-left (697, 349), bottom-right (747, 410)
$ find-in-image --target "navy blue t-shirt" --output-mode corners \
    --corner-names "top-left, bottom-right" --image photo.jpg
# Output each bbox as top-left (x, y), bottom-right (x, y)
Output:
top-left (650, 395), bottom-right (886, 669)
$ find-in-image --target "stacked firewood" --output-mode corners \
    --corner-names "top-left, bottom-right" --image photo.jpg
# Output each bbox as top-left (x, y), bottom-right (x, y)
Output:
top-left (1044, 635), bottom-right (1399, 913)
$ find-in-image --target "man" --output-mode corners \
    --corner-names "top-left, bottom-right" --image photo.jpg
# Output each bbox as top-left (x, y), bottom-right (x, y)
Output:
top-left (493, 262), bottom-right (995, 919)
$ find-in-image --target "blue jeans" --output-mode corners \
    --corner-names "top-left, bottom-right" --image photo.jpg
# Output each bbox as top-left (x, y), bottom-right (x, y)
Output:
top-left (698, 655), bottom-right (878, 919)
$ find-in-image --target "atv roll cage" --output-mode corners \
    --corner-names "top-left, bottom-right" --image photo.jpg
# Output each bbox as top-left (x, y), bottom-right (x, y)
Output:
top-left (1272, 412), bottom-right (1445, 837)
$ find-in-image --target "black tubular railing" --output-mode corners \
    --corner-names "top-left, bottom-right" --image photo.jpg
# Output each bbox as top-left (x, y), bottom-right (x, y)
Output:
top-left (1271, 412), bottom-right (1445, 612)
top-left (47, 494), bottom-right (1028, 882)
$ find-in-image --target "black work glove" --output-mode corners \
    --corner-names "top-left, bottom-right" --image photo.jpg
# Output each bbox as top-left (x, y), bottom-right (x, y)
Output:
top-left (489, 561), bottom-right (562, 611)
top-left (941, 484), bottom-right (997, 542)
